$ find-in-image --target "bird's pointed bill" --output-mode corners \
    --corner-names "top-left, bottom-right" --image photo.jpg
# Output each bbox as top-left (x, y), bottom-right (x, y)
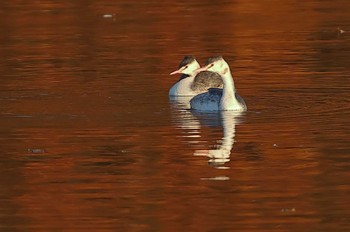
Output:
top-left (194, 64), bottom-right (211, 73)
top-left (169, 66), bottom-right (185, 75)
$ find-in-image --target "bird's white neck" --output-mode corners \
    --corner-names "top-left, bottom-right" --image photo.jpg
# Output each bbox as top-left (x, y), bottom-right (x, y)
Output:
top-left (169, 74), bottom-right (196, 96)
top-left (220, 68), bottom-right (239, 110)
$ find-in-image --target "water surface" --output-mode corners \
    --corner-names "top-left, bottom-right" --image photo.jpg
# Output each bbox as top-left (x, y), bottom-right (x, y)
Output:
top-left (0, 0), bottom-right (350, 231)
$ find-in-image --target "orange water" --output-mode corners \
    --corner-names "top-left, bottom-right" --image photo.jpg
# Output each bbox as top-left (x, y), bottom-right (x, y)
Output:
top-left (0, 1), bottom-right (349, 231)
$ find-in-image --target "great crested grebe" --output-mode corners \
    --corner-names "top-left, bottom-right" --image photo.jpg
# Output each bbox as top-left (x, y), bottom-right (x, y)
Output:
top-left (190, 56), bottom-right (247, 112)
top-left (169, 55), bottom-right (223, 96)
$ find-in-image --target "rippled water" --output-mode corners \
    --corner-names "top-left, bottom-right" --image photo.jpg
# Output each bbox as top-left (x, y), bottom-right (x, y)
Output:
top-left (0, 0), bottom-right (350, 231)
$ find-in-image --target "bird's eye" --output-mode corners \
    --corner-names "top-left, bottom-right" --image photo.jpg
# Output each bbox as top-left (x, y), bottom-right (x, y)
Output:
top-left (184, 65), bottom-right (188, 69)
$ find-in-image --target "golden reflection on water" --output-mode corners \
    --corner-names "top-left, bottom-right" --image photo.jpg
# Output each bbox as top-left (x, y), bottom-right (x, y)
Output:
top-left (0, 0), bottom-right (350, 231)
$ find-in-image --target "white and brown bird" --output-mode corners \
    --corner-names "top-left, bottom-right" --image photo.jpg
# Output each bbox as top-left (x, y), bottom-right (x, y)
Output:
top-left (190, 56), bottom-right (247, 112)
top-left (169, 56), bottom-right (223, 96)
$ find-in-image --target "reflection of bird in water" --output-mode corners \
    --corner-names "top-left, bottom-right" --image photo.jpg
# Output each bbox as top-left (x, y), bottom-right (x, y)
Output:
top-left (169, 96), bottom-right (245, 169)
top-left (190, 56), bottom-right (247, 112)
top-left (169, 95), bottom-right (193, 110)
top-left (169, 97), bottom-right (201, 136)
top-left (169, 55), bottom-right (223, 96)
top-left (193, 111), bottom-right (244, 168)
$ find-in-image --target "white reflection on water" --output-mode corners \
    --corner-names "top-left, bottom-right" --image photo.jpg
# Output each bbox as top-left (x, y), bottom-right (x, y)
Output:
top-left (170, 97), bottom-right (245, 169)
top-left (169, 96), bottom-right (200, 135)
top-left (169, 96), bottom-right (192, 110)
top-left (192, 111), bottom-right (244, 168)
